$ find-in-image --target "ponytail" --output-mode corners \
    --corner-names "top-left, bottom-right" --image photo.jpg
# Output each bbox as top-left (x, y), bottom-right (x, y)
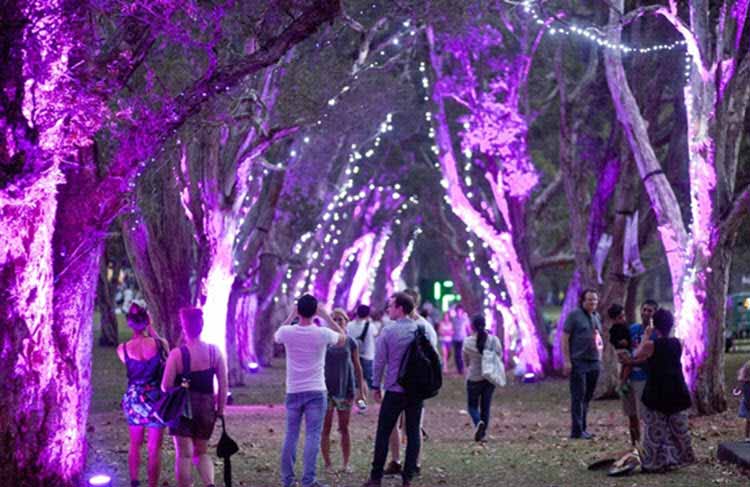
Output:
top-left (472, 315), bottom-right (488, 354)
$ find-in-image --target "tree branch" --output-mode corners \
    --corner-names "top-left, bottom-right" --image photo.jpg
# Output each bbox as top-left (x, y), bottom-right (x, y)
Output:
top-left (531, 251), bottom-right (574, 272)
top-left (530, 171), bottom-right (563, 218)
top-left (237, 125), bottom-right (301, 165)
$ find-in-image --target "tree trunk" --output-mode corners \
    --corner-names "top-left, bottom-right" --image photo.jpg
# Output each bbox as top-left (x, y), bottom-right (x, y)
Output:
top-left (226, 281), bottom-right (250, 385)
top-left (598, 155), bottom-right (637, 397)
top-left (96, 255), bottom-right (119, 346)
top-left (693, 244), bottom-right (733, 413)
top-left (0, 167), bottom-right (80, 485)
top-left (253, 253), bottom-right (285, 366)
top-left (121, 215), bottom-right (193, 346)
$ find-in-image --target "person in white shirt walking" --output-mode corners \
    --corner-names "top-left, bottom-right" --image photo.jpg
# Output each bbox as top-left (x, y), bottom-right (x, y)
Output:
top-left (347, 305), bottom-right (376, 393)
top-left (275, 294), bottom-right (346, 487)
top-left (462, 314), bottom-right (502, 442)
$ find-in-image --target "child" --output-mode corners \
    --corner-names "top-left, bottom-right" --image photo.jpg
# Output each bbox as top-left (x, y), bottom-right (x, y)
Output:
top-left (736, 359), bottom-right (750, 442)
top-left (607, 304), bottom-right (632, 394)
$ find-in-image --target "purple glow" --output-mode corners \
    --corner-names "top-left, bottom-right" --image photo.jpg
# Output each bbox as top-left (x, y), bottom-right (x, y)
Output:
top-left (201, 230), bottom-right (237, 358)
top-left (327, 232), bottom-right (375, 306)
top-left (671, 80), bottom-right (718, 389)
top-left (360, 228), bottom-right (391, 306)
top-left (387, 231), bottom-right (419, 297)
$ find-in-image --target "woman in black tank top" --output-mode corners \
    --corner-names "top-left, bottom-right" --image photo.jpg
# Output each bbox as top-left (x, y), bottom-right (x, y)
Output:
top-left (161, 307), bottom-right (228, 487)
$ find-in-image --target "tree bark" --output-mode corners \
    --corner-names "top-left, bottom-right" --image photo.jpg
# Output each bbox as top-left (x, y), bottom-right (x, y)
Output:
top-left (598, 155), bottom-right (637, 397)
top-left (0, 167), bottom-right (71, 485)
top-left (96, 254), bottom-right (119, 347)
top-left (122, 166), bottom-right (194, 346)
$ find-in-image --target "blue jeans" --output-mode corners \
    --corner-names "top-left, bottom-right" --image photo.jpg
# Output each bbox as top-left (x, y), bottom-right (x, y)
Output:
top-left (467, 379), bottom-right (495, 427)
top-left (281, 391), bottom-right (326, 487)
top-left (369, 391), bottom-right (423, 482)
top-left (360, 358), bottom-right (374, 389)
top-left (569, 361), bottom-right (600, 437)
top-left (453, 340), bottom-right (464, 373)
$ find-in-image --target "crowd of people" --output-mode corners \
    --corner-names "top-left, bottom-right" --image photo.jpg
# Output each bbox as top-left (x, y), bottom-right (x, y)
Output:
top-left (115, 288), bottom-right (750, 487)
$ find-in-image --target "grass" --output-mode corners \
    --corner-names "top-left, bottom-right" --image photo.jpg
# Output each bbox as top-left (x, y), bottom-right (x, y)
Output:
top-left (86, 327), bottom-right (750, 486)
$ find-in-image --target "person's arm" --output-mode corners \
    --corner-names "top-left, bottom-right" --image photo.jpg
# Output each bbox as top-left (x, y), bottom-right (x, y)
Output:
top-left (372, 333), bottom-right (387, 402)
top-left (462, 341), bottom-right (471, 374)
top-left (561, 312), bottom-right (575, 375)
top-left (318, 307), bottom-right (346, 346)
top-left (160, 348), bottom-right (180, 392)
top-left (561, 332), bottom-right (572, 376)
top-left (116, 343), bottom-right (126, 364)
top-left (281, 307), bottom-right (297, 327)
top-left (351, 345), bottom-right (368, 401)
top-left (215, 346), bottom-right (228, 417)
top-left (630, 324), bottom-right (656, 363)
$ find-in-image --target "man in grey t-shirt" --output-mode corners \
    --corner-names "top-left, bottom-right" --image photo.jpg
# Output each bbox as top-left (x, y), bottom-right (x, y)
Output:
top-left (562, 288), bottom-right (603, 440)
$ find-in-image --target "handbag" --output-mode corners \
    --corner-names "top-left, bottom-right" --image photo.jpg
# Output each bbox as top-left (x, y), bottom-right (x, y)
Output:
top-left (481, 337), bottom-right (506, 387)
top-left (217, 416), bottom-right (239, 486)
top-left (155, 346), bottom-right (192, 427)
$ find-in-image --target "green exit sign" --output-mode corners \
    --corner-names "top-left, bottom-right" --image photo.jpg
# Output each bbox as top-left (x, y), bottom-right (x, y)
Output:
top-left (432, 280), bottom-right (460, 312)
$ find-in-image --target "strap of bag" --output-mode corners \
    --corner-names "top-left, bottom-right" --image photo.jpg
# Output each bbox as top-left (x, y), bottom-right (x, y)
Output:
top-left (221, 415), bottom-right (227, 432)
top-left (209, 344), bottom-right (216, 369)
top-left (123, 342), bottom-right (130, 360)
top-left (358, 321), bottom-right (370, 342)
top-left (180, 345), bottom-right (191, 376)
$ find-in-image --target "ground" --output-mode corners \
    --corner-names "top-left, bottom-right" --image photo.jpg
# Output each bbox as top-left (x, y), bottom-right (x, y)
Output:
top-left (86, 329), bottom-right (750, 487)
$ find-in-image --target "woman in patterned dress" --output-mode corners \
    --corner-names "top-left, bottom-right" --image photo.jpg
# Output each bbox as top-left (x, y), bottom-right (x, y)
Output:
top-left (632, 308), bottom-right (695, 472)
top-left (118, 303), bottom-right (169, 487)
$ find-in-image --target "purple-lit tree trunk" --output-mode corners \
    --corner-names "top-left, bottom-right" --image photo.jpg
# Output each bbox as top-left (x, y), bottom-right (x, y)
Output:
top-left (605, 0), bottom-right (750, 413)
top-left (0, 1), bottom-right (104, 483)
top-left (2, 2), bottom-right (342, 483)
top-left (427, 25), bottom-right (549, 375)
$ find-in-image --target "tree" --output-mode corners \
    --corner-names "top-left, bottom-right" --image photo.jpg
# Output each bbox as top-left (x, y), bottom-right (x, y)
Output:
top-left (1, 1), bottom-right (341, 483)
top-left (426, 19), bottom-right (551, 374)
top-left (604, 0), bottom-right (750, 412)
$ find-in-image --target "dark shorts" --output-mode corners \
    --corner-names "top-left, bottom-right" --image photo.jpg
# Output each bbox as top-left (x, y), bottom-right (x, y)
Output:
top-left (169, 392), bottom-right (217, 440)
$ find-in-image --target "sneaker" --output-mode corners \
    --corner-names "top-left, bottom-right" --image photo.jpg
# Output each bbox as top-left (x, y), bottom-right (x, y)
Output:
top-left (414, 465), bottom-right (421, 476)
top-left (361, 480), bottom-right (382, 487)
top-left (402, 481), bottom-right (412, 487)
top-left (474, 420), bottom-right (487, 442)
top-left (384, 461), bottom-right (402, 475)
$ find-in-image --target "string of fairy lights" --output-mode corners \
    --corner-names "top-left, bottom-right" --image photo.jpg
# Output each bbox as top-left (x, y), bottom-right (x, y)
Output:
top-left (522, 0), bottom-right (691, 85)
top-left (276, 111), bottom-right (422, 307)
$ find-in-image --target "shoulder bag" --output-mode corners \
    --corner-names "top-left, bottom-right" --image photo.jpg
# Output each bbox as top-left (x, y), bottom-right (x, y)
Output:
top-left (481, 337), bottom-right (506, 387)
top-left (155, 346), bottom-right (193, 427)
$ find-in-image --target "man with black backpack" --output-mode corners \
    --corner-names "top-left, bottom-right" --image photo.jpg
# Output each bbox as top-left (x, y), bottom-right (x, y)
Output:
top-left (361, 292), bottom-right (441, 487)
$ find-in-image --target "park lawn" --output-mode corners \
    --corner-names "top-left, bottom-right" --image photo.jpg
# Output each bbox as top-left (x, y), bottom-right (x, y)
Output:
top-left (87, 333), bottom-right (750, 487)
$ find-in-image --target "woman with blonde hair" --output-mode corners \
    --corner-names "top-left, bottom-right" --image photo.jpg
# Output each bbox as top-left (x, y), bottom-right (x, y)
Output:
top-left (321, 308), bottom-right (367, 473)
top-left (161, 307), bottom-right (228, 487)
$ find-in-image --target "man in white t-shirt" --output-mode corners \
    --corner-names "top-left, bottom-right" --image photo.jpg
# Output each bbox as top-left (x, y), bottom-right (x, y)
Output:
top-left (347, 304), bottom-right (375, 391)
top-left (275, 294), bottom-right (346, 487)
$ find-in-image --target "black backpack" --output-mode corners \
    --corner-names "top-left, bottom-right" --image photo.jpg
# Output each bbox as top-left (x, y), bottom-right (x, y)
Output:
top-left (397, 325), bottom-right (442, 400)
